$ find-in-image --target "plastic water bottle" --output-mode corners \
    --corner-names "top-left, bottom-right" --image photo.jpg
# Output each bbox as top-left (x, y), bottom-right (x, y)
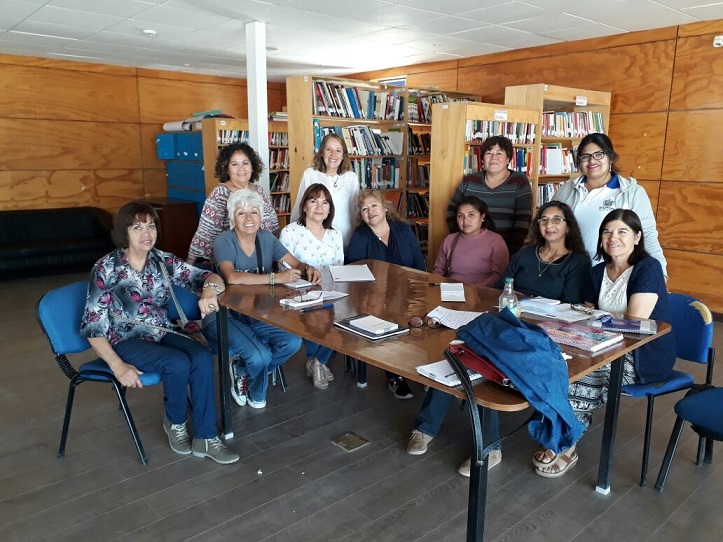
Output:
top-left (499, 277), bottom-right (520, 317)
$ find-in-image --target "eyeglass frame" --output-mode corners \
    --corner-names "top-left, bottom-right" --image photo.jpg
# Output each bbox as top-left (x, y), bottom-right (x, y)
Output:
top-left (284, 289), bottom-right (322, 303)
top-left (408, 315), bottom-right (441, 329)
top-left (578, 150), bottom-right (607, 163)
top-left (537, 216), bottom-right (566, 225)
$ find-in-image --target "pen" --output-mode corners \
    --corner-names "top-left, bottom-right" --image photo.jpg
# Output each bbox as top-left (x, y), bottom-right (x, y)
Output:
top-left (300, 303), bottom-right (334, 313)
top-left (281, 261), bottom-right (293, 270)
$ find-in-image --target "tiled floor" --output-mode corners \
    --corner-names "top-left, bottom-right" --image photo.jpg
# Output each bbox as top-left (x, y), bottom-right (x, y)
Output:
top-left (1, 273), bottom-right (721, 541)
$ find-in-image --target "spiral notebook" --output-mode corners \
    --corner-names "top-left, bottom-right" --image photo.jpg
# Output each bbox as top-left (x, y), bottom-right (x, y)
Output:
top-left (537, 320), bottom-right (624, 353)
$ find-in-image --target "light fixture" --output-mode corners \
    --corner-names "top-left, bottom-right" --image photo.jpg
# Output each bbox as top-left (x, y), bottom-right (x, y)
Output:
top-left (143, 29), bottom-right (157, 38)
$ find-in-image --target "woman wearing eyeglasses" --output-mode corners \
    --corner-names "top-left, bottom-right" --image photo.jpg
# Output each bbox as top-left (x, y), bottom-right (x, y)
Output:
top-left (552, 133), bottom-right (667, 276)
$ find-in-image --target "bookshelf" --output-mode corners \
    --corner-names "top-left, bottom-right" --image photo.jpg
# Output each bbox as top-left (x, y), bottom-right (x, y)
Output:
top-left (200, 117), bottom-right (291, 228)
top-left (286, 75), bottom-right (478, 233)
top-left (504, 84), bottom-right (611, 207)
top-left (429, 101), bottom-right (539, 267)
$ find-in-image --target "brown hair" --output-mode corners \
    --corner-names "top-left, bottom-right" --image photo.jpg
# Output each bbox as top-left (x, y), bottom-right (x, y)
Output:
top-left (354, 189), bottom-right (402, 229)
top-left (112, 201), bottom-right (159, 248)
top-left (312, 133), bottom-right (352, 174)
top-left (297, 183), bottom-right (335, 229)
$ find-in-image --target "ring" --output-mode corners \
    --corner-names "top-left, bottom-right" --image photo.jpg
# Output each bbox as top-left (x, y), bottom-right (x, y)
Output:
top-left (209, 304), bottom-right (215, 309)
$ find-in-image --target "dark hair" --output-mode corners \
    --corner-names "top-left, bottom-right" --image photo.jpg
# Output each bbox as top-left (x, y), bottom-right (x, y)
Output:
top-left (214, 142), bottom-right (264, 184)
top-left (595, 209), bottom-right (649, 265)
top-left (577, 133), bottom-right (620, 174)
top-left (479, 135), bottom-right (513, 163)
top-left (297, 183), bottom-right (335, 229)
top-left (312, 133), bottom-right (352, 174)
top-left (354, 189), bottom-right (402, 229)
top-left (112, 201), bottom-right (159, 248)
top-left (455, 196), bottom-right (495, 231)
top-left (527, 201), bottom-right (587, 255)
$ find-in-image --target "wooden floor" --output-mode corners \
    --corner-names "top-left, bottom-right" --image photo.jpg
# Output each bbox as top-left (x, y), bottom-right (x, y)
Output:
top-left (2, 273), bottom-right (722, 542)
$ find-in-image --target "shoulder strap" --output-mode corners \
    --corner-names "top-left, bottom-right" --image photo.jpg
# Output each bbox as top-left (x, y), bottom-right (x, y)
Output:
top-left (445, 233), bottom-right (463, 278)
top-left (255, 235), bottom-right (264, 274)
top-left (158, 256), bottom-right (188, 326)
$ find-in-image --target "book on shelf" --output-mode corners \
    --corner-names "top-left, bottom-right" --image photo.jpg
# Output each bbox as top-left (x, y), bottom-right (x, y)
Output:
top-left (416, 359), bottom-right (483, 388)
top-left (536, 320), bottom-right (624, 353)
top-left (589, 315), bottom-right (658, 335)
top-left (466, 120), bottom-right (536, 145)
top-left (334, 314), bottom-right (409, 341)
top-left (541, 111), bottom-right (605, 138)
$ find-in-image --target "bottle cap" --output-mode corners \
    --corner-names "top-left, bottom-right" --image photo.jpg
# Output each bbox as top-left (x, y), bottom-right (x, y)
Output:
top-left (505, 277), bottom-right (514, 284)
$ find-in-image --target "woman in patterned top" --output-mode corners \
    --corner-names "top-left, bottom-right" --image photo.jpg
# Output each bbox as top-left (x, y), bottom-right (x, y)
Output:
top-left (81, 201), bottom-right (238, 464)
top-left (280, 183), bottom-right (344, 390)
top-left (187, 142), bottom-right (279, 264)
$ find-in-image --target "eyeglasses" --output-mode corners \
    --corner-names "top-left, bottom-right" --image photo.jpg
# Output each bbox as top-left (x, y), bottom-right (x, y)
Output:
top-left (578, 150), bottom-right (606, 163)
top-left (570, 303), bottom-right (594, 315)
top-left (538, 216), bottom-right (566, 225)
top-left (409, 315), bottom-right (441, 329)
top-left (284, 290), bottom-right (322, 303)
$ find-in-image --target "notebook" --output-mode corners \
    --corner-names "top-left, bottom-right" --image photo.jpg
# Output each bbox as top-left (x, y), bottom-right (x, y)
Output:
top-left (440, 283), bottom-right (465, 302)
top-left (416, 359), bottom-right (483, 388)
top-left (329, 264), bottom-right (375, 282)
top-left (334, 314), bottom-right (409, 341)
top-left (536, 320), bottom-right (624, 353)
top-left (348, 315), bottom-right (398, 335)
top-left (589, 315), bottom-right (657, 335)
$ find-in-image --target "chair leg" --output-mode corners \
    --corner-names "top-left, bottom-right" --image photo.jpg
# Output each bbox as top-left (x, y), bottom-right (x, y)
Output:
top-left (654, 416), bottom-right (686, 492)
top-left (109, 382), bottom-right (148, 465)
top-left (640, 395), bottom-right (655, 486)
top-left (275, 366), bottom-right (289, 393)
top-left (696, 436), bottom-right (706, 465)
top-left (58, 379), bottom-right (80, 458)
top-left (704, 437), bottom-right (714, 464)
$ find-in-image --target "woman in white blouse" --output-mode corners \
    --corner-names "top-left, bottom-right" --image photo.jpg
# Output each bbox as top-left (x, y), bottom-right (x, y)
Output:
top-left (280, 183), bottom-right (344, 390)
top-left (290, 133), bottom-right (359, 247)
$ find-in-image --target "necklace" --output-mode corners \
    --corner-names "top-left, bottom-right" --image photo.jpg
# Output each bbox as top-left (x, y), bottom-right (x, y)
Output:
top-left (326, 173), bottom-right (339, 188)
top-left (536, 247), bottom-right (569, 277)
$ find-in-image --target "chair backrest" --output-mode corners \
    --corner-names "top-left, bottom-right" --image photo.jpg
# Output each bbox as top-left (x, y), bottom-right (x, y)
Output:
top-left (37, 282), bottom-right (91, 356)
top-left (669, 292), bottom-right (714, 364)
top-left (167, 285), bottom-right (202, 321)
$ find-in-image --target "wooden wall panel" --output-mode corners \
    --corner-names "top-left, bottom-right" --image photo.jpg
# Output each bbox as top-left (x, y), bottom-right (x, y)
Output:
top-left (140, 124), bottom-right (165, 170)
top-left (662, 110), bottom-right (723, 182)
top-left (638, 180), bottom-right (660, 214)
top-left (670, 34), bottom-right (723, 111)
top-left (0, 53), bottom-right (136, 75)
top-left (138, 77), bottom-right (248, 123)
top-left (457, 41), bottom-right (675, 114)
top-left (657, 181), bottom-right (723, 253)
top-left (406, 69), bottom-right (459, 91)
top-left (608, 112), bottom-right (667, 180)
top-left (666, 249), bottom-right (723, 311)
top-left (0, 119), bottom-right (141, 170)
top-left (143, 169), bottom-right (168, 200)
top-left (0, 65), bottom-right (139, 122)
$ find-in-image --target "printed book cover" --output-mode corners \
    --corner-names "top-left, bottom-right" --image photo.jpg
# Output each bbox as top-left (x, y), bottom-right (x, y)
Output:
top-left (589, 315), bottom-right (657, 335)
top-left (537, 320), bottom-right (624, 353)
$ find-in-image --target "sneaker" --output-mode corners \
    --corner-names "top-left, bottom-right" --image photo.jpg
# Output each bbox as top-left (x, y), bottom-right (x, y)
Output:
top-left (458, 450), bottom-right (502, 477)
top-left (247, 396), bottom-right (266, 409)
top-left (407, 430), bottom-right (433, 455)
top-left (192, 436), bottom-right (240, 465)
top-left (230, 362), bottom-right (248, 407)
top-left (308, 358), bottom-right (329, 390)
top-left (389, 377), bottom-right (414, 399)
top-left (163, 418), bottom-right (192, 455)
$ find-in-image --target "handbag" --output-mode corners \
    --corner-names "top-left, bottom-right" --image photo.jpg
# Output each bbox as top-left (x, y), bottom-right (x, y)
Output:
top-left (158, 257), bottom-right (209, 347)
top-left (447, 344), bottom-right (512, 387)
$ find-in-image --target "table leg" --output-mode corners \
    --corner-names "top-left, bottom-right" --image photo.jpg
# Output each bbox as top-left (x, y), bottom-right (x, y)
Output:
top-left (356, 359), bottom-right (368, 388)
top-left (216, 305), bottom-right (234, 440)
top-left (596, 355), bottom-right (623, 494)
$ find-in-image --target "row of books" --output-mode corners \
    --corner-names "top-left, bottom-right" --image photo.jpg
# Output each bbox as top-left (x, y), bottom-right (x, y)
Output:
top-left (406, 164), bottom-right (430, 188)
top-left (406, 93), bottom-right (474, 124)
top-left (350, 157), bottom-right (401, 189)
top-left (540, 144), bottom-right (577, 175)
top-left (407, 128), bottom-right (431, 155)
top-left (537, 182), bottom-right (563, 206)
top-left (465, 146), bottom-right (533, 176)
top-left (541, 111), bottom-right (605, 138)
top-left (465, 120), bottom-right (537, 145)
top-left (270, 172), bottom-right (289, 192)
top-left (269, 131), bottom-right (288, 146)
top-left (215, 130), bottom-right (288, 147)
top-left (314, 81), bottom-right (405, 121)
top-left (407, 193), bottom-right (429, 218)
top-left (269, 148), bottom-right (289, 170)
top-left (411, 221), bottom-right (429, 248)
top-left (314, 123), bottom-right (404, 157)
top-left (271, 193), bottom-right (291, 213)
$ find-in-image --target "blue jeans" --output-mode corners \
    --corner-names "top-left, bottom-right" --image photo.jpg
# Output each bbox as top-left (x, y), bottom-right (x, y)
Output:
top-left (114, 334), bottom-right (217, 439)
top-left (415, 387), bottom-right (501, 451)
top-left (203, 311), bottom-right (301, 402)
top-left (304, 339), bottom-right (334, 364)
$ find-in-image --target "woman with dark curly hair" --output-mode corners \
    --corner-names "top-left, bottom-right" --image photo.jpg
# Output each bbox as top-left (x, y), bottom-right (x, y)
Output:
top-left (495, 200), bottom-right (591, 303)
top-left (187, 142), bottom-right (279, 263)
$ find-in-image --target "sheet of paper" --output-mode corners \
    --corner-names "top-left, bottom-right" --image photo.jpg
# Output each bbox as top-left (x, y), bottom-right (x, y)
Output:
top-left (282, 278), bottom-right (314, 289)
top-left (329, 264), bottom-right (375, 282)
top-left (440, 283), bottom-right (465, 302)
top-left (427, 306), bottom-right (484, 330)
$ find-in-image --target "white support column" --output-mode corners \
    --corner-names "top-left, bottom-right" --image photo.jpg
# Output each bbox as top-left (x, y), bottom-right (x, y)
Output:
top-left (246, 21), bottom-right (270, 192)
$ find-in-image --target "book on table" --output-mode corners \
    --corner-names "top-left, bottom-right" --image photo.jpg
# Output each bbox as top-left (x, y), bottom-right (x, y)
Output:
top-left (589, 315), bottom-right (658, 335)
top-left (536, 320), bottom-right (624, 353)
top-left (329, 264), bottom-right (375, 282)
top-left (334, 314), bottom-right (409, 341)
top-left (416, 359), bottom-right (483, 388)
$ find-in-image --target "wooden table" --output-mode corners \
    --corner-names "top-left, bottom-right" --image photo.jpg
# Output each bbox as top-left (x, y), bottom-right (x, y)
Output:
top-left (214, 259), bottom-right (669, 541)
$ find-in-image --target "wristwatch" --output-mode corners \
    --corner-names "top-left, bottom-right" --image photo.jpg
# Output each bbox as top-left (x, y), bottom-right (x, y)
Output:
top-left (203, 282), bottom-right (223, 295)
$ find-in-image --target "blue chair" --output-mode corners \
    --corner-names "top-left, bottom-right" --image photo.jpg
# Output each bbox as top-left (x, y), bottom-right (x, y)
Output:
top-left (620, 293), bottom-right (715, 486)
top-left (37, 282), bottom-right (163, 465)
top-left (655, 386), bottom-right (723, 491)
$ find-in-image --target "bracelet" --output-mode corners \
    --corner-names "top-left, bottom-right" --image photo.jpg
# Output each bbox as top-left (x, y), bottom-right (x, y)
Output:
top-left (203, 282), bottom-right (223, 295)
top-left (269, 272), bottom-right (275, 286)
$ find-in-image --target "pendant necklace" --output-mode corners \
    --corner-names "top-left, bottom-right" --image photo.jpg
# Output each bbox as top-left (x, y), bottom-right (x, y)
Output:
top-left (537, 248), bottom-right (568, 277)
top-left (327, 173), bottom-right (339, 188)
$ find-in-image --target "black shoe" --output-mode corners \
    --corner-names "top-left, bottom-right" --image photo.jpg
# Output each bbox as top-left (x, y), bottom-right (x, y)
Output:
top-left (389, 377), bottom-right (414, 399)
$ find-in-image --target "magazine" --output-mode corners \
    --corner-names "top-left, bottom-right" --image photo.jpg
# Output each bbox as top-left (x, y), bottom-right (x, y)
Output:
top-left (589, 315), bottom-right (657, 335)
top-left (536, 320), bottom-right (624, 353)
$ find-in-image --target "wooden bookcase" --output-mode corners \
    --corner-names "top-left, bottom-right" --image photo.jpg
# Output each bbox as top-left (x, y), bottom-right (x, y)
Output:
top-left (429, 101), bottom-right (539, 267)
top-left (286, 75), bottom-right (478, 234)
top-left (200, 117), bottom-right (291, 228)
top-left (504, 84), bottom-right (611, 207)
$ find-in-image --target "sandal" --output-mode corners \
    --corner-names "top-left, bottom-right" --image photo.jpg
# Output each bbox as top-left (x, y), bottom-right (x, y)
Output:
top-left (535, 448), bottom-right (578, 478)
top-left (532, 447), bottom-right (560, 469)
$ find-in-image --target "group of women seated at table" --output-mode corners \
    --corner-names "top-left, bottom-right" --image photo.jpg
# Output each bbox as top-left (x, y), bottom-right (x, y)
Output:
top-left (80, 130), bottom-right (672, 476)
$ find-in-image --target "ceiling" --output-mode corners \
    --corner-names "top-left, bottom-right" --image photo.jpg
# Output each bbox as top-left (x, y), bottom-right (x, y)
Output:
top-left (1, 0), bottom-right (722, 81)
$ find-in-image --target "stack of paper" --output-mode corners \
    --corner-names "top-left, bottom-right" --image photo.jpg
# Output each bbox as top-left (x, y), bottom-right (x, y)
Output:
top-left (440, 283), bottom-right (465, 302)
top-left (416, 359), bottom-right (483, 387)
top-left (426, 306), bottom-right (484, 330)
